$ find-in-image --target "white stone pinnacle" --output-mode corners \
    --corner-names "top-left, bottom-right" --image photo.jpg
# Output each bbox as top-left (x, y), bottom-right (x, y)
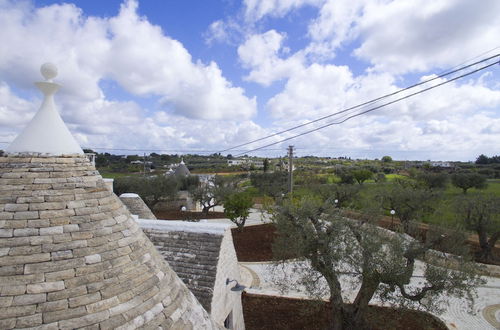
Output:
top-left (7, 63), bottom-right (84, 155)
top-left (40, 62), bottom-right (58, 81)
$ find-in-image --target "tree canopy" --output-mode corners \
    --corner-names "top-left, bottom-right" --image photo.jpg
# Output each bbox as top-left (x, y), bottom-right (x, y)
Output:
top-left (114, 175), bottom-right (181, 209)
top-left (189, 175), bottom-right (238, 214)
top-left (451, 173), bottom-right (487, 194)
top-left (223, 192), bottom-right (253, 231)
top-left (352, 169), bottom-right (373, 185)
top-left (475, 154), bottom-right (500, 164)
top-left (250, 172), bottom-right (287, 197)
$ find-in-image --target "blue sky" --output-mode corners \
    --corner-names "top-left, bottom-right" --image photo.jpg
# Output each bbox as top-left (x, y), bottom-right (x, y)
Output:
top-left (1, 0), bottom-right (499, 160)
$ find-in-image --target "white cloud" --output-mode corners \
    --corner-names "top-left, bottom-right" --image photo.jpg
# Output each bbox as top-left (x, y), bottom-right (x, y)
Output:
top-left (262, 59), bottom-right (500, 160)
top-left (0, 0), bottom-right (256, 122)
top-left (205, 20), bottom-right (230, 45)
top-left (306, 0), bottom-right (364, 59)
top-left (243, 0), bottom-right (323, 22)
top-left (353, 0), bottom-right (500, 73)
top-left (105, 1), bottom-right (256, 120)
top-left (0, 82), bottom-right (38, 148)
top-left (266, 64), bottom-right (398, 120)
top-left (238, 30), bottom-right (304, 85)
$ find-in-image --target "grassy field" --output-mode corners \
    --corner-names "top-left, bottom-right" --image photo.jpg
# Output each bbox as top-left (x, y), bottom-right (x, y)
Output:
top-left (344, 179), bottom-right (500, 228)
top-left (424, 179), bottom-right (500, 226)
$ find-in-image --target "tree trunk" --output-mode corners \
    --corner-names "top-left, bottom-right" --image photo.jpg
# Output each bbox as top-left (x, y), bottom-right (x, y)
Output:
top-left (347, 277), bottom-right (379, 330)
top-left (202, 205), bottom-right (210, 215)
top-left (477, 229), bottom-right (493, 262)
top-left (329, 303), bottom-right (344, 330)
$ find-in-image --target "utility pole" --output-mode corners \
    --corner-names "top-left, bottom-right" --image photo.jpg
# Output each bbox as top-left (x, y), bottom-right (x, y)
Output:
top-left (143, 153), bottom-right (146, 177)
top-left (287, 145), bottom-right (294, 194)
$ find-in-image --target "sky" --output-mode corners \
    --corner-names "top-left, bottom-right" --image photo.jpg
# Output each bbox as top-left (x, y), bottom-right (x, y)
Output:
top-left (0, 0), bottom-right (499, 161)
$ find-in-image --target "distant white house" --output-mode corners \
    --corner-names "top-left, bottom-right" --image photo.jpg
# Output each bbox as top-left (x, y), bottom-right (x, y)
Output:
top-left (228, 158), bottom-right (264, 168)
top-left (430, 161), bottom-right (452, 168)
top-left (130, 159), bottom-right (153, 165)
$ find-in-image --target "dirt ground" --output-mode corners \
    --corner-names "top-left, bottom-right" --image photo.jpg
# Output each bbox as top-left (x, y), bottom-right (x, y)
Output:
top-left (153, 210), bottom-right (226, 220)
top-left (231, 224), bottom-right (276, 261)
top-left (231, 219), bottom-right (498, 264)
top-left (243, 293), bottom-right (447, 330)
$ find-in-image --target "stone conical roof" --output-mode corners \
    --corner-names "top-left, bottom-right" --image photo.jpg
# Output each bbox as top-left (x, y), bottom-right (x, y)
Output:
top-left (0, 154), bottom-right (219, 329)
top-left (119, 193), bottom-right (156, 220)
top-left (173, 160), bottom-right (190, 177)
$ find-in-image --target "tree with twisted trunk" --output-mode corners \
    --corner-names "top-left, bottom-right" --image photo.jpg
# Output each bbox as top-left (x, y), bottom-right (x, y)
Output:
top-left (270, 197), bottom-right (482, 330)
top-left (189, 175), bottom-right (238, 214)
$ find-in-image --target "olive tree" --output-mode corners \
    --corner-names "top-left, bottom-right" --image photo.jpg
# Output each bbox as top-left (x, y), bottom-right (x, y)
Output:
top-left (189, 175), bottom-right (238, 214)
top-left (223, 192), bottom-right (253, 231)
top-left (250, 172), bottom-right (287, 197)
top-left (455, 194), bottom-right (500, 262)
top-left (451, 173), bottom-right (487, 194)
top-left (376, 183), bottom-right (440, 234)
top-left (314, 183), bottom-right (361, 209)
top-left (415, 172), bottom-right (448, 190)
top-left (114, 175), bottom-right (181, 209)
top-left (271, 197), bottom-right (482, 330)
top-left (352, 169), bottom-right (373, 185)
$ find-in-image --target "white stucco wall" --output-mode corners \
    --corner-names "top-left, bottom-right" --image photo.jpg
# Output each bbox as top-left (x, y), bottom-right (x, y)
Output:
top-left (211, 228), bottom-right (245, 330)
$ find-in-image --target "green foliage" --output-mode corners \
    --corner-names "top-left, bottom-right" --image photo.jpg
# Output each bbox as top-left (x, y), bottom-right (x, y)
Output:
top-left (179, 175), bottom-right (200, 191)
top-left (271, 197), bottom-right (482, 329)
top-left (114, 175), bottom-right (180, 208)
top-left (374, 172), bottom-right (386, 183)
top-left (352, 169), bottom-right (373, 185)
top-left (314, 183), bottom-right (361, 208)
top-left (189, 175), bottom-right (238, 214)
top-left (263, 158), bottom-right (270, 173)
top-left (381, 155), bottom-right (393, 163)
top-left (475, 154), bottom-right (500, 164)
top-left (451, 173), bottom-right (487, 194)
top-left (250, 172), bottom-right (287, 197)
top-left (454, 194), bottom-right (500, 262)
top-left (376, 183), bottom-right (441, 233)
top-left (415, 171), bottom-right (448, 190)
top-left (336, 168), bottom-right (355, 185)
top-left (224, 192), bottom-right (253, 231)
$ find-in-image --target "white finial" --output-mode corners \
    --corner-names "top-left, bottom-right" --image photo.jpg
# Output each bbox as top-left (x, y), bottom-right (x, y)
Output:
top-left (6, 63), bottom-right (83, 155)
top-left (40, 63), bottom-right (58, 81)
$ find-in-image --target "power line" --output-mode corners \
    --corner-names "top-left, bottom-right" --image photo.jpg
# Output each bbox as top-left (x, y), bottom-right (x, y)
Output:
top-left (219, 52), bottom-right (500, 154)
top-left (234, 58), bottom-right (500, 156)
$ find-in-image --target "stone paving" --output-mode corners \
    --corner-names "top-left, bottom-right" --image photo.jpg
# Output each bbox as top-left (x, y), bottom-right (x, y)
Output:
top-left (239, 260), bottom-right (500, 330)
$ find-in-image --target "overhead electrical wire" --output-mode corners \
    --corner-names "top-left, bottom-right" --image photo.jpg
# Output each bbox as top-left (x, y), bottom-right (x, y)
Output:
top-left (233, 57), bottom-right (500, 157)
top-left (221, 52), bottom-right (500, 154)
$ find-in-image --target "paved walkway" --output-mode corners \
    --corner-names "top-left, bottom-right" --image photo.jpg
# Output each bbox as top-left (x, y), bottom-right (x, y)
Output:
top-left (200, 208), bottom-right (271, 227)
top-left (239, 260), bottom-right (500, 330)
